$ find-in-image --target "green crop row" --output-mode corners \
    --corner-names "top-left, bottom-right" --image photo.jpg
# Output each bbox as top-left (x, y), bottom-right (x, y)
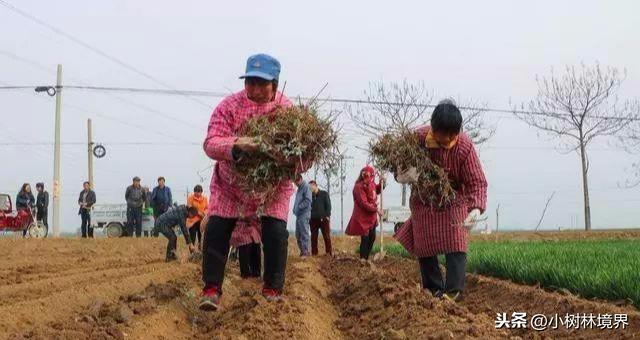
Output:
top-left (365, 240), bottom-right (640, 307)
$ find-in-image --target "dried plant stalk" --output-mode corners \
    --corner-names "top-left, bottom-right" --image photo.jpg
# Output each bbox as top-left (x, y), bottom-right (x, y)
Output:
top-left (234, 105), bottom-right (339, 202)
top-left (369, 131), bottom-right (455, 207)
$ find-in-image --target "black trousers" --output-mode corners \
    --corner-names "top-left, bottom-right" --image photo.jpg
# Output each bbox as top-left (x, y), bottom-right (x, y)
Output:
top-left (238, 243), bottom-right (262, 278)
top-left (202, 216), bottom-right (288, 293)
top-left (189, 221), bottom-right (202, 245)
top-left (359, 226), bottom-right (377, 260)
top-left (157, 222), bottom-right (178, 259)
top-left (127, 207), bottom-right (143, 237)
top-left (80, 209), bottom-right (93, 238)
top-left (37, 210), bottom-right (48, 228)
top-left (419, 252), bottom-right (467, 294)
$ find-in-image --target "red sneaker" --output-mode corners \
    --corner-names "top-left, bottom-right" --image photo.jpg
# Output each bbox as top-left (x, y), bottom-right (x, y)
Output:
top-left (199, 286), bottom-right (221, 311)
top-left (261, 287), bottom-right (283, 302)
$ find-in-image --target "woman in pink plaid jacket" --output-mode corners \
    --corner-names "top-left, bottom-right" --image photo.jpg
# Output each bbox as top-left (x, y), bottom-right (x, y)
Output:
top-left (199, 54), bottom-right (302, 311)
top-left (394, 100), bottom-right (488, 303)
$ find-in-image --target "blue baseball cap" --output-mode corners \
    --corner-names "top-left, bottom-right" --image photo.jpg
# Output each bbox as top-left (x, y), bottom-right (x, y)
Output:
top-left (239, 54), bottom-right (281, 81)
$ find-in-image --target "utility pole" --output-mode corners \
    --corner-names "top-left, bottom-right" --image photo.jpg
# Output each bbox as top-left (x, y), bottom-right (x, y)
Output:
top-left (52, 64), bottom-right (63, 238)
top-left (338, 153), bottom-right (354, 234)
top-left (87, 119), bottom-right (94, 189)
top-left (496, 204), bottom-right (500, 233)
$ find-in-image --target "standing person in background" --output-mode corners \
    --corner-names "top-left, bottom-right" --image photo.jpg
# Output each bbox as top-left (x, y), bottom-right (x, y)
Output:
top-left (230, 217), bottom-right (262, 279)
top-left (78, 181), bottom-right (96, 238)
top-left (187, 184), bottom-right (208, 249)
top-left (35, 183), bottom-right (49, 231)
top-left (346, 166), bottom-right (384, 261)
top-left (16, 183), bottom-right (35, 238)
top-left (309, 181), bottom-right (332, 256)
top-left (293, 174), bottom-right (312, 257)
top-left (125, 176), bottom-right (146, 237)
top-left (394, 100), bottom-right (487, 302)
top-left (151, 177), bottom-right (173, 220)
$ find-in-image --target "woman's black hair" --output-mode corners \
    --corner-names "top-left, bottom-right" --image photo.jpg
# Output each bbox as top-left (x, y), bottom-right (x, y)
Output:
top-left (20, 183), bottom-right (30, 193)
top-left (194, 184), bottom-right (203, 193)
top-left (431, 100), bottom-right (463, 135)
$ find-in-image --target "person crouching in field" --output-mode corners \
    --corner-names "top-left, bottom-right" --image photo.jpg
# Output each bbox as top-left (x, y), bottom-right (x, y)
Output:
top-left (200, 53), bottom-right (308, 311)
top-left (231, 217), bottom-right (262, 279)
top-left (394, 100), bottom-right (487, 302)
top-left (154, 205), bottom-right (198, 262)
top-left (345, 166), bottom-right (384, 261)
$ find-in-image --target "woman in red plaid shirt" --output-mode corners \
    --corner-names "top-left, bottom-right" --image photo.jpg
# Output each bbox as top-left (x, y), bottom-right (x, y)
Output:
top-left (199, 54), bottom-right (302, 310)
top-left (394, 100), bottom-right (488, 303)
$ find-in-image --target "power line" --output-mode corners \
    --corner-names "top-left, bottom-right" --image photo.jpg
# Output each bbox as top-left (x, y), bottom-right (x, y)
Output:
top-left (0, 0), bottom-right (213, 110)
top-left (0, 50), bottom-right (202, 130)
top-left (4, 84), bottom-right (637, 122)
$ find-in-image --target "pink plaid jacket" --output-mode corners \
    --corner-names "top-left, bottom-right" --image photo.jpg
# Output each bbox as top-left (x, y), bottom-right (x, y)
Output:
top-left (395, 126), bottom-right (487, 257)
top-left (203, 90), bottom-right (294, 222)
top-left (230, 217), bottom-right (262, 247)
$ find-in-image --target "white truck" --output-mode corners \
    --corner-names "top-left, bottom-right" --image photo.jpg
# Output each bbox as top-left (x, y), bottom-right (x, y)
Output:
top-left (91, 204), bottom-right (155, 238)
top-left (382, 206), bottom-right (411, 233)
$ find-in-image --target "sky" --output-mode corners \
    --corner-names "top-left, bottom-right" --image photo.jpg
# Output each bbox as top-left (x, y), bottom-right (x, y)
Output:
top-left (1, 0), bottom-right (639, 234)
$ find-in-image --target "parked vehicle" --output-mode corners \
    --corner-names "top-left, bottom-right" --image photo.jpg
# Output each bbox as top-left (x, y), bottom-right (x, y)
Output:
top-left (91, 204), bottom-right (154, 238)
top-left (382, 206), bottom-right (411, 233)
top-left (0, 193), bottom-right (47, 237)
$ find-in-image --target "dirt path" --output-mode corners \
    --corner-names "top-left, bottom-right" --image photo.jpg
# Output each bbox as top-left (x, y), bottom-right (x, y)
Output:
top-left (3, 237), bottom-right (640, 339)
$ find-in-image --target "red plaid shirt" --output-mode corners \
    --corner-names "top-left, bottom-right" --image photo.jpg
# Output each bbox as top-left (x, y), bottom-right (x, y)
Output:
top-left (230, 217), bottom-right (262, 247)
top-left (395, 126), bottom-right (488, 257)
top-left (203, 90), bottom-right (294, 221)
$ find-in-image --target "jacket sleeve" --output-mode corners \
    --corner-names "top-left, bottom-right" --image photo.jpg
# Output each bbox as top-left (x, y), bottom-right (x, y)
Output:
top-left (296, 186), bottom-right (312, 213)
top-left (29, 193), bottom-right (35, 206)
top-left (203, 99), bottom-right (237, 162)
top-left (178, 213), bottom-right (191, 245)
top-left (44, 192), bottom-right (49, 209)
top-left (354, 185), bottom-right (378, 213)
top-left (324, 192), bottom-right (332, 217)
top-left (459, 145), bottom-right (488, 213)
top-left (150, 188), bottom-right (157, 206)
top-left (88, 191), bottom-right (96, 207)
top-left (125, 187), bottom-right (131, 202)
top-left (167, 188), bottom-right (173, 205)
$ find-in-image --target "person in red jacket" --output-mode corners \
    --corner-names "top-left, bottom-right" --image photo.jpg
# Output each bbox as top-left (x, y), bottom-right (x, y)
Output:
top-left (345, 166), bottom-right (384, 261)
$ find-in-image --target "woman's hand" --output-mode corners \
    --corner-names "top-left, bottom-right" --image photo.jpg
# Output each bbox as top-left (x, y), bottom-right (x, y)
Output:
top-left (234, 137), bottom-right (259, 153)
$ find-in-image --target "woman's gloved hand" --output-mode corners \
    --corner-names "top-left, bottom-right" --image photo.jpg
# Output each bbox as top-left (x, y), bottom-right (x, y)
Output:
top-left (462, 209), bottom-right (481, 231)
top-left (395, 166), bottom-right (419, 184)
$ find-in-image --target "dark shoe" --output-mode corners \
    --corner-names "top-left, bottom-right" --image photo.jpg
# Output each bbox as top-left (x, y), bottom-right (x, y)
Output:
top-left (443, 291), bottom-right (463, 302)
top-left (199, 286), bottom-right (221, 311)
top-left (262, 287), bottom-right (283, 302)
top-left (165, 251), bottom-right (178, 262)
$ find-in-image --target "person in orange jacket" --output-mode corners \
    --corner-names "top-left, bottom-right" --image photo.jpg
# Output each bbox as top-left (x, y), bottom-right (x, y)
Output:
top-left (187, 184), bottom-right (208, 249)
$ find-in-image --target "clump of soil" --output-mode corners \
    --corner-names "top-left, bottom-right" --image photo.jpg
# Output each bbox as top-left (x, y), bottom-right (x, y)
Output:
top-left (321, 256), bottom-right (507, 339)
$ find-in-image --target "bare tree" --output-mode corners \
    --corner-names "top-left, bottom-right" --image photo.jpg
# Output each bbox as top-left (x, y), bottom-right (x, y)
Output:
top-left (349, 80), bottom-right (495, 206)
top-left (514, 63), bottom-right (635, 231)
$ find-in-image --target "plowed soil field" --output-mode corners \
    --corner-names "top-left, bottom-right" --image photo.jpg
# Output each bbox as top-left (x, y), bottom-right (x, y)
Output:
top-left (1, 231), bottom-right (639, 339)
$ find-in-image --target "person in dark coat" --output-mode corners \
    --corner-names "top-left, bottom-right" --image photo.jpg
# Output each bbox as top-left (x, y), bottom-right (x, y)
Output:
top-left (35, 183), bottom-right (49, 230)
top-left (345, 166), bottom-right (384, 261)
top-left (16, 183), bottom-right (35, 237)
top-left (153, 205), bottom-right (197, 262)
top-left (309, 181), bottom-right (332, 256)
top-left (78, 181), bottom-right (97, 238)
top-left (150, 176), bottom-right (173, 220)
top-left (125, 176), bottom-right (146, 237)
top-left (395, 100), bottom-right (488, 302)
